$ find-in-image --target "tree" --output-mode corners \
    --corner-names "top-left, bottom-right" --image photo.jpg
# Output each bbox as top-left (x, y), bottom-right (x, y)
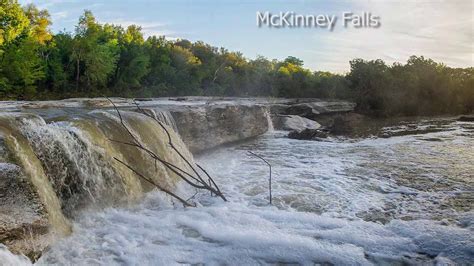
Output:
top-left (275, 56), bottom-right (311, 98)
top-left (0, 1), bottom-right (49, 99)
top-left (0, 0), bottom-right (29, 48)
top-left (247, 56), bottom-right (275, 96)
top-left (70, 10), bottom-right (118, 92)
top-left (347, 59), bottom-right (390, 114)
top-left (113, 25), bottom-right (150, 93)
top-left (169, 45), bottom-right (202, 95)
top-left (23, 4), bottom-right (52, 44)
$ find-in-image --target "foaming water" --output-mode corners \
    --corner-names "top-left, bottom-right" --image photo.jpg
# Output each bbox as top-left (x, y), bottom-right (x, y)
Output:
top-left (199, 122), bottom-right (473, 224)
top-left (35, 193), bottom-right (473, 265)
top-left (0, 245), bottom-right (31, 266)
top-left (3, 119), bottom-right (474, 265)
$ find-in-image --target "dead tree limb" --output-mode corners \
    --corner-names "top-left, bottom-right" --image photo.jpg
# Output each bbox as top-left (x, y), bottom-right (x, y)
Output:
top-left (114, 157), bottom-right (195, 207)
top-left (105, 98), bottom-right (227, 206)
top-left (211, 61), bottom-right (226, 84)
top-left (247, 151), bottom-right (272, 205)
top-left (132, 100), bottom-right (226, 201)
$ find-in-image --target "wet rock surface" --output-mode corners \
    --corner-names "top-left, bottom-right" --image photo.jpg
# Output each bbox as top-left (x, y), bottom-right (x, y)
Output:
top-left (284, 101), bottom-right (356, 118)
top-left (169, 104), bottom-right (269, 153)
top-left (458, 115), bottom-right (474, 122)
top-left (272, 114), bottom-right (321, 132)
top-left (0, 134), bottom-right (51, 261)
top-left (288, 128), bottom-right (329, 140)
top-left (267, 99), bottom-right (356, 136)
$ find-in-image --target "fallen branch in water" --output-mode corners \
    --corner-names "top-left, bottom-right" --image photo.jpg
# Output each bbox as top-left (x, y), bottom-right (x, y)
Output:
top-left (106, 98), bottom-right (227, 207)
top-left (247, 151), bottom-right (272, 205)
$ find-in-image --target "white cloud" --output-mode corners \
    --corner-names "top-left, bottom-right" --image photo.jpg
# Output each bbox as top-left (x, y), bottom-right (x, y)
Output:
top-left (313, 0), bottom-right (473, 73)
top-left (99, 19), bottom-right (179, 39)
top-left (51, 11), bottom-right (69, 20)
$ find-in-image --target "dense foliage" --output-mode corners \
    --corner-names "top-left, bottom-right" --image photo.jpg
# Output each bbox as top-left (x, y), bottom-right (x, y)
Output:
top-left (1, 1), bottom-right (472, 116)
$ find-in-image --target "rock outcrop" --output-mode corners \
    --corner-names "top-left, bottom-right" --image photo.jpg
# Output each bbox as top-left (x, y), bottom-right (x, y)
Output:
top-left (272, 115), bottom-right (321, 132)
top-left (267, 99), bottom-right (357, 137)
top-left (169, 104), bottom-right (269, 153)
top-left (0, 163), bottom-right (50, 261)
top-left (458, 115), bottom-right (474, 122)
top-left (288, 128), bottom-right (329, 140)
top-left (280, 101), bottom-right (356, 118)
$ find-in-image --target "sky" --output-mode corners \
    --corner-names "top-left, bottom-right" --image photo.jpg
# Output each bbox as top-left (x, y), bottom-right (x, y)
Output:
top-left (19, 0), bottom-right (473, 73)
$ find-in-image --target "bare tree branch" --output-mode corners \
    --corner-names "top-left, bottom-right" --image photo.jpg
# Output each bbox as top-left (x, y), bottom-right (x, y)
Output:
top-left (114, 157), bottom-right (195, 207)
top-left (105, 98), bottom-right (227, 206)
top-left (248, 151), bottom-right (272, 205)
top-left (132, 100), bottom-right (227, 201)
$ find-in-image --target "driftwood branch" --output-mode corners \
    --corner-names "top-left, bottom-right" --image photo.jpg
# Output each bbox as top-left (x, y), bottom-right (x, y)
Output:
top-left (106, 98), bottom-right (227, 207)
top-left (247, 151), bottom-right (272, 205)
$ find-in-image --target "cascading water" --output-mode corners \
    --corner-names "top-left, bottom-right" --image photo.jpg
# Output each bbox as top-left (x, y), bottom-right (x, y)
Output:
top-left (0, 113), bottom-right (71, 257)
top-left (0, 109), bottom-right (199, 259)
top-left (20, 119), bottom-right (130, 214)
top-left (264, 108), bottom-right (274, 132)
top-left (144, 108), bottom-right (179, 133)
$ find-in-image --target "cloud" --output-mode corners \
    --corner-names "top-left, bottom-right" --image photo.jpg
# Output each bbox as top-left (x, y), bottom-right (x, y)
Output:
top-left (100, 19), bottom-right (180, 39)
top-left (51, 11), bottom-right (69, 20)
top-left (312, 0), bottom-right (473, 73)
top-left (19, 0), bottom-right (79, 10)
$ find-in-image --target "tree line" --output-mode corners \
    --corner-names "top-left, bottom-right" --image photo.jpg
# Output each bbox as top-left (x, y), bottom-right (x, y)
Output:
top-left (1, 1), bottom-right (472, 116)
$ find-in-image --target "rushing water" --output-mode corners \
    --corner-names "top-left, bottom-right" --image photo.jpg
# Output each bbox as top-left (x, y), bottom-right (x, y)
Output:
top-left (1, 118), bottom-right (473, 265)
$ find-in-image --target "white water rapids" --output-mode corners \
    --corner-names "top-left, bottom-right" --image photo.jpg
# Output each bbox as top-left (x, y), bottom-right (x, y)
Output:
top-left (1, 119), bottom-right (473, 265)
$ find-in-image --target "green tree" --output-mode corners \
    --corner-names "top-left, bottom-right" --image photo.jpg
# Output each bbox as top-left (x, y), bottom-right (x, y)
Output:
top-left (169, 44), bottom-right (202, 95)
top-left (70, 10), bottom-right (118, 92)
top-left (0, 1), bottom-right (50, 99)
top-left (0, 0), bottom-right (29, 48)
top-left (347, 59), bottom-right (391, 114)
top-left (275, 56), bottom-right (311, 98)
top-left (113, 25), bottom-right (150, 94)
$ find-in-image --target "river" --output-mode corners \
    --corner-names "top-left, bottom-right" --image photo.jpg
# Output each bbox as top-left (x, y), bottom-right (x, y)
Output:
top-left (1, 117), bottom-right (473, 265)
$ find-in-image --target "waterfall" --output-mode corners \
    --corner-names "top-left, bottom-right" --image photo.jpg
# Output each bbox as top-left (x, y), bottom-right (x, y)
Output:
top-left (264, 108), bottom-right (274, 132)
top-left (14, 110), bottom-right (196, 216)
top-left (153, 109), bottom-right (179, 133)
top-left (19, 118), bottom-right (139, 215)
top-left (0, 114), bottom-right (71, 236)
top-left (139, 108), bottom-right (179, 133)
top-left (0, 109), bottom-right (198, 256)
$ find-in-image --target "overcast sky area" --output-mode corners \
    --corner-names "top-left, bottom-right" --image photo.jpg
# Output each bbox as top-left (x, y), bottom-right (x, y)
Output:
top-left (19, 0), bottom-right (473, 73)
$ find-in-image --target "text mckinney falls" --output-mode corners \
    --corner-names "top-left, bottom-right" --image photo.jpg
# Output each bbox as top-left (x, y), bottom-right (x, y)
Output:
top-left (256, 11), bottom-right (380, 30)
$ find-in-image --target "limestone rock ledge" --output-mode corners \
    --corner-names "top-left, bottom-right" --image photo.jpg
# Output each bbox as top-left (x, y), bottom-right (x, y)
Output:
top-left (272, 114), bottom-right (321, 132)
top-left (168, 104), bottom-right (269, 153)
